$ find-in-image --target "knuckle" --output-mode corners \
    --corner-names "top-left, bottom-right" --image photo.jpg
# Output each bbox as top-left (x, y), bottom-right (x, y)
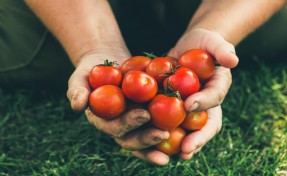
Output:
top-left (216, 68), bottom-right (232, 105)
top-left (141, 129), bottom-right (163, 146)
top-left (225, 69), bottom-right (232, 87)
top-left (217, 88), bottom-right (226, 105)
top-left (107, 126), bottom-right (126, 138)
top-left (66, 88), bottom-right (72, 101)
top-left (140, 137), bottom-right (153, 147)
top-left (114, 138), bottom-right (138, 151)
top-left (119, 110), bottom-right (150, 131)
top-left (140, 141), bottom-right (150, 148)
top-left (125, 109), bottom-right (150, 122)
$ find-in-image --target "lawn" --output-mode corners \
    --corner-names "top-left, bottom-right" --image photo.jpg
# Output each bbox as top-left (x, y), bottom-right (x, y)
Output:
top-left (0, 60), bottom-right (286, 176)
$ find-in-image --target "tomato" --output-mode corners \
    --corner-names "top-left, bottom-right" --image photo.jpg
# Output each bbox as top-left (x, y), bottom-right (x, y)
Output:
top-left (89, 85), bottom-right (126, 120)
top-left (181, 111), bottom-right (208, 131)
top-left (163, 67), bottom-right (200, 99)
top-left (145, 57), bottom-right (177, 83)
top-left (179, 49), bottom-right (215, 80)
top-left (155, 127), bottom-right (186, 155)
top-left (89, 60), bottom-right (122, 90)
top-left (148, 94), bottom-right (186, 130)
top-left (122, 71), bottom-right (158, 103)
top-left (120, 56), bottom-right (151, 75)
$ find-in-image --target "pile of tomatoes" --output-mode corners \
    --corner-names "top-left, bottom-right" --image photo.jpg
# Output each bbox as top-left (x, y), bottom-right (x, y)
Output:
top-left (88, 49), bottom-right (215, 155)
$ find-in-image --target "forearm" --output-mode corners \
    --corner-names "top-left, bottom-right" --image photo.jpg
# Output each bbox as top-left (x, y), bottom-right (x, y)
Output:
top-left (188, 0), bottom-right (286, 45)
top-left (25, 0), bottom-right (126, 66)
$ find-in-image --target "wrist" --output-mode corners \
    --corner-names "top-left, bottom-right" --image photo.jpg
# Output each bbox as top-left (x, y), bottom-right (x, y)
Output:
top-left (187, 20), bottom-right (238, 46)
top-left (75, 42), bottom-right (131, 68)
top-left (186, 0), bottom-right (286, 46)
top-left (71, 37), bottom-right (129, 67)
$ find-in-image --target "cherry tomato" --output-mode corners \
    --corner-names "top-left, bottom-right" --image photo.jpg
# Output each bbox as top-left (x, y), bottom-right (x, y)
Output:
top-left (89, 60), bottom-right (122, 90)
top-left (179, 49), bottom-right (215, 80)
top-left (163, 67), bottom-right (200, 99)
top-left (145, 57), bottom-right (177, 83)
top-left (148, 94), bottom-right (186, 130)
top-left (120, 56), bottom-right (151, 75)
top-left (155, 127), bottom-right (186, 155)
top-left (122, 71), bottom-right (158, 103)
top-left (89, 85), bottom-right (126, 120)
top-left (181, 111), bottom-right (208, 131)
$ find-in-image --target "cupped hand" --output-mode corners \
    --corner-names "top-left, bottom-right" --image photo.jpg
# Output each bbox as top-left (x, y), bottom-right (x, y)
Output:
top-left (168, 28), bottom-right (236, 112)
top-left (169, 28), bottom-right (239, 68)
top-left (179, 106), bottom-right (222, 160)
top-left (66, 48), bottom-right (130, 111)
top-left (66, 48), bottom-right (169, 163)
top-left (131, 106), bottom-right (222, 165)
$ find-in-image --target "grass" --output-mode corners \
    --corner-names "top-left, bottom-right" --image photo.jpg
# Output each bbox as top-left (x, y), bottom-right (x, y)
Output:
top-left (0, 60), bottom-right (286, 176)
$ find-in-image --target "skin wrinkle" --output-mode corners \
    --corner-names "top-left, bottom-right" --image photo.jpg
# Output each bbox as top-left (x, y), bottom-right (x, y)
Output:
top-left (217, 87), bottom-right (227, 105)
top-left (114, 128), bottom-right (165, 150)
top-left (71, 87), bottom-right (89, 110)
top-left (109, 125), bottom-right (125, 138)
top-left (91, 109), bottom-right (150, 139)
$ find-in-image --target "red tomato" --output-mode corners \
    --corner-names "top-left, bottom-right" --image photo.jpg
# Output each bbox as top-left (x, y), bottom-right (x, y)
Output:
top-left (89, 85), bottom-right (126, 120)
top-left (148, 94), bottom-right (186, 130)
top-left (181, 111), bottom-right (208, 131)
top-left (122, 71), bottom-right (158, 103)
top-left (163, 67), bottom-right (200, 99)
top-left (155, 127), bottom-right (186, 155)
top-left (179, 49), bottom-right (215, 80)
top-left (89, 60), bottom-right (122, 90)
top-left (120, 56), bottom-right (151, 75)
top-left (145, 57), bottom-right (177, 83)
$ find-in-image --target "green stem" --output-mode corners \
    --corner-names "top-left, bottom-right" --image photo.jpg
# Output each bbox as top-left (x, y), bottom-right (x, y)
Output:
top-left (104, 59), bottom-right (118, 66)
top-left (143, 52), bottom-right (158, 59)
top-left (164, 80), bottom-right (182, 99)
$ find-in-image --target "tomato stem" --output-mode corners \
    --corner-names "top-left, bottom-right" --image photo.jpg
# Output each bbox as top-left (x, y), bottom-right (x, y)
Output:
top-left (165, 80), bottom-right (182, 99)
top-left (143, 52), bottom-right (157, 59)
top-left (162, 64), bottom-right (180, 76)
top-left (104, 59), bottom-right (118, 66)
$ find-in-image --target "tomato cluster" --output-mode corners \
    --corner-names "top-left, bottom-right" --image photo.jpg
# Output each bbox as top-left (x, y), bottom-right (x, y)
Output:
top-left (88, 49), bottom-right (215, 155)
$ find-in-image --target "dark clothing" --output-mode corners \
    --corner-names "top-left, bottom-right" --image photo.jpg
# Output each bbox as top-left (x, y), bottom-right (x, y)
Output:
top-left (0, 0), bottom-right (286, 88)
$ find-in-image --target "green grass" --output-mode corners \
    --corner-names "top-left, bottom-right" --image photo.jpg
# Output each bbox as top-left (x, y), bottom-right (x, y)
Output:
top-left (0, 61), bottom-right (286, 176)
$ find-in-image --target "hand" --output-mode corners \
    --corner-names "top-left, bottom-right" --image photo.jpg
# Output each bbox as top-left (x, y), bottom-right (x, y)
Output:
top-left (169, 28), bottom-right (239, 68)
top-left (66, 47), bottom-right (169, 163)
top-left (169, 28), bottom-right (237, 112)
top-left (131, 106), bottom-right (222, 165)
top-left (179, 106), bottom-right (222, 160)
top-left (66, 47), bottom-right (130, 111)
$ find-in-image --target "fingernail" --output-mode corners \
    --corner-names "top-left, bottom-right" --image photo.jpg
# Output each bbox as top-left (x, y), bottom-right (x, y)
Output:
top-left (189, 102), bottom-right (199, 112)
top-left (137, 117), bottom-right (149, 123)
top-left (153, 137), bottom-right (162, 142)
